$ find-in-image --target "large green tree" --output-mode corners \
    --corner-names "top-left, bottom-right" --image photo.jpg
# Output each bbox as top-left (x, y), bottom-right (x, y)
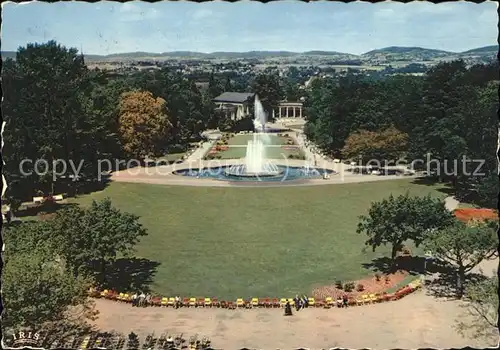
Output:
top-left (6, 199), bottom-right (148, 285)
top-left (357, 193), bottom-right (456, 262)
top-left (2, 41), bottom-right (92, 200)
top-left (208, 70), bottom-right (224, 98)
top-left (342, 126), bottom-right (408, 162)
top-left (251, 73), bottom-right (284, 119)
top-left (49, 198), bottom-right (148, 284)
top-left (118, 90), bottom-right (172, 161)
top-left (424, 220), bottom-right (497, 297)
top-left (454, 81), bottom-right (498, 207)
top-left (407, 60), bottom-right (472, 180)
top-left (130, 69), bottom-right (208, 148)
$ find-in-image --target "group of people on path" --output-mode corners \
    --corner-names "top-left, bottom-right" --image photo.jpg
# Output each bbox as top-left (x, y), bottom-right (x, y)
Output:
top-left (284, 294), bottom-right (350, 316)
top-left (336, 295), bottom-right (349, 308)
top-left (131, 292), bottom-right (151, 307)
top-left (293, 295), bottom-right (310, 311)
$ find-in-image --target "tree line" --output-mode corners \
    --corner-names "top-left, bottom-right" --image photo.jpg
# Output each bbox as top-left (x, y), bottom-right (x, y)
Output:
top-left (304, 60), bottom-right (498, 208)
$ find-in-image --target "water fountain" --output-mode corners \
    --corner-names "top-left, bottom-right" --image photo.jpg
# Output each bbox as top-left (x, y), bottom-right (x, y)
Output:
top-left (174, 95), bottom-right (336, 182)
top-left (225, 95), bottom-right (282, 178)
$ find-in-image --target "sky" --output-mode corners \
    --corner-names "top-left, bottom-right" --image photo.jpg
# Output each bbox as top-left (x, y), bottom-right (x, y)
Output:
top-left (2, 1), bottom-right (498, 55)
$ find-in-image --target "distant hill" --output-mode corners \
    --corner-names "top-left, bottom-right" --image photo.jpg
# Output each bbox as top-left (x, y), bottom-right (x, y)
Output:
top-left (2, 51), bottom-right (17, 59)
top-left (363, 46), bottom-right (452, 56)
top-left (2, 45), bottom-right (496, 61)
top-left (208, 51), bottom-right (298, 58)
top-left (461, 45), bottom-right (498, 54)
top-left (79, 50), bottom-right (356, 61)
top-left (302, 50), bottom-right (354, 56)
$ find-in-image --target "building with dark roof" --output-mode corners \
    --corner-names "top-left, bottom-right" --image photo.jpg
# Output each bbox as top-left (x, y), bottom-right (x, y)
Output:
top-left (213, 92), bottom-right (255, 121)
top-left (213, 92), bottom-right (255, 104)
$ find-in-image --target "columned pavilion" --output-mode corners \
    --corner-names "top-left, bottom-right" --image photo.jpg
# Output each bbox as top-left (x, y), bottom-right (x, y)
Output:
top-left (273, 101), bottom-right (304, 120)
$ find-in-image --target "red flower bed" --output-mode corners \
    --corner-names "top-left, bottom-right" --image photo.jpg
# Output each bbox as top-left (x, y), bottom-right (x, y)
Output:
top-left (454, 208), bottom-right (497, 222)
top-left (312, 270), bottom-right (408, 300)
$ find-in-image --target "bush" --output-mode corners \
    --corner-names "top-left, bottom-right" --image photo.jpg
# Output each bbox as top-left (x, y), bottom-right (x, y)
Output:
top-left (335, 280), bottom-right (343, 289)
top-left (344, 282), bottom-right (355, 292)
top-left (375, 273), bottom-right (381, 281)
top-left (356, 284), bottom-right (365, 292)
top-left (384, 275), bottom-right (391, 283)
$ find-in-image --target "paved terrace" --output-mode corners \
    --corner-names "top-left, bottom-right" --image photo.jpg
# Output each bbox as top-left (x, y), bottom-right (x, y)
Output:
top-left (111, 158), bottom-right (418, 187)
top-left (111, 126), bottom-right (418, 187)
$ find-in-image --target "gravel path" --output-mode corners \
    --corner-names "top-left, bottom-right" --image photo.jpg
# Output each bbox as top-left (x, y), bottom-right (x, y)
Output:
top-left (444, 196), bottom-right (460, 211)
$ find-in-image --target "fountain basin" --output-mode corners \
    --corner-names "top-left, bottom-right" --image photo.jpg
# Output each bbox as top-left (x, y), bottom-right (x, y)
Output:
top-left (224, 162), bottom-right (283, 178)
top-left (224, 169), bottom-right (284, 178)
top-left (173, 165), bottom-right (336, 182)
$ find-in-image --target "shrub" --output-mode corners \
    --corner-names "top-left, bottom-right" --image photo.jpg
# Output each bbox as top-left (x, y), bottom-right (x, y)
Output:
top-left (344, 282), bottom-right (355, 292)
top-left (356, 284), bottom-right (365, 292)
top-left (384, 275), bottom-right (390, 284)
top-left (335, 280), bottom-right (343, 289)
top-left (375, 273), bottom-right (381, 281)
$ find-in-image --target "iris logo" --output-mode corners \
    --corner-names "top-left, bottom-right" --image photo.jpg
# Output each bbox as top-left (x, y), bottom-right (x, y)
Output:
top-left (4, 330), bottom-right (44, 349)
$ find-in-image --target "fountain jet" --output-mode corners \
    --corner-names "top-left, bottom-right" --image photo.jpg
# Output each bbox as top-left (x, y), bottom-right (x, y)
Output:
top-left (225, 95), bottom-right (281, 178)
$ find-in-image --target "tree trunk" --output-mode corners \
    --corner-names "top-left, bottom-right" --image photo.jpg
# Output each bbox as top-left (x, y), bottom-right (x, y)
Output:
top-left (451, 175), bottom-right (457, 188)
top-left (391, 245), bottom-right (398, 261)
top-left (457, 265), bottom-right (466, 298)
top-left (391, 243), bottom-right (402, 271)
top-left (99, 258), bottom-right (107, 286)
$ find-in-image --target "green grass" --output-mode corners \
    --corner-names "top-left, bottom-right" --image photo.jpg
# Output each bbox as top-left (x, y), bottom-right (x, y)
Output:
top-left (458, 202), bottom-right (479, 209)
top-left (154, 153), bottom-right (185, 162)
top-left (67, 179), bottom-right (447, 298)
top-left (208, 133), bottom-right (304, 160)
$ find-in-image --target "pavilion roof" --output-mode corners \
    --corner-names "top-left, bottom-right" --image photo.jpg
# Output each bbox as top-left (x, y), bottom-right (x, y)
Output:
top-left (213, 92), bottom-right (255, 104)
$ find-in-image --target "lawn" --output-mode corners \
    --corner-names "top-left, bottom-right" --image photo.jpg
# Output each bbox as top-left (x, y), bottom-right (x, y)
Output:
top-left (152, 152), bottom-right (185, 163)
top-left (68, 179), bottom-right (447, 298)
top-left (207, 133), bottom-right (305, 160)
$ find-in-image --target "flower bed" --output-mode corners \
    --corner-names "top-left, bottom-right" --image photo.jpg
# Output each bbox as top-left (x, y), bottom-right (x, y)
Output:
top-left (454, 208), bottom-right (497, 223)
top-left (312, 270), bottom-right (409, 300)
